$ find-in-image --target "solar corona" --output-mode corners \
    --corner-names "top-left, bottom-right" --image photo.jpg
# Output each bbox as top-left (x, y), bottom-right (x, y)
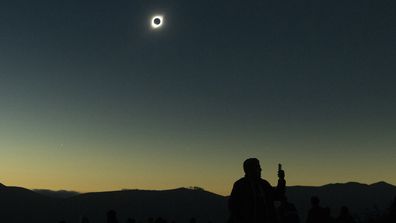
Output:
top-left (151, 15), bottom-right (164, 29)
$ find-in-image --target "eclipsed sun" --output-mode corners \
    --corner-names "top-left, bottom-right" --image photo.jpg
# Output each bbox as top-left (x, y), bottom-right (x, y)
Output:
top-left (151, 15), bottom-right (164, 29)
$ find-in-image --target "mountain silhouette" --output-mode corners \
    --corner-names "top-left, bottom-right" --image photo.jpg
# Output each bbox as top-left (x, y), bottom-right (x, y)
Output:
top-left (58, 187), bottom-right (227, 223)
top-left (0, 184), bottom-right (58, 222)
top-left (0, 184), bottom-right (227, 223)
top-left (0, 182), bottom-right (395, 223)
top-left (33, 189), bottom-right (80, 199)
top-left (287, 182), bottom-right (396, 221)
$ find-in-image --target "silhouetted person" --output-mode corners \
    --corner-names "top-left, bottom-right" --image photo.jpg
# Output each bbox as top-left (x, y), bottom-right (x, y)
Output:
top-left (278, 197), bottom-right (300, 223)
top-left (107, 210), bottom-right (119, 223)
top-left (336, 206), bottom-right (355, 223)
top-left (228, 158), bottom-right (286, 223)
top-left (306, 196), bottom-right (326, 223)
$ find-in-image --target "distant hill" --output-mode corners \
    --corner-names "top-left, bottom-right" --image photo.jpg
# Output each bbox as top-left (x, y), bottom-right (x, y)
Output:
top-left (0, 184), bottom-right (227, 223)
top-left (286, 182), bottom-right (396, 221)
top-left (0, 182), bottom-right (395, 223)
top-left (58, 188), bottom-right (227, 223)
top-left (0, 184), bottom-right (58, 222)
top-left (33, 189), bottom-right (80, 199)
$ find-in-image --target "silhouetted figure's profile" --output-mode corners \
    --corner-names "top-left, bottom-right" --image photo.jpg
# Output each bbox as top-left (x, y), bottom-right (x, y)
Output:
top-left (306, 196), bottom-right (326, 223)
top-left (336, 206), bottom-right (355, 223)
top-left (107, 210), bottom-right (119, 223)
top-left (228, 158), bottom-right (286, 223)
top-left (278, 197), bottom-right (300, 223)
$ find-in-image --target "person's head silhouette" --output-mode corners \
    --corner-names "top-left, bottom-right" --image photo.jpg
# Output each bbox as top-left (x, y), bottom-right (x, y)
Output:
top-left (310, 196), bottom-right (320, 207)
top-left (243, 158), bottom-right (261, 179)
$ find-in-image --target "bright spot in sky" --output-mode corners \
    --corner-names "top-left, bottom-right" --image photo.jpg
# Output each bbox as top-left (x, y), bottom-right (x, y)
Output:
top-left (151, 15), bottom-right (164, 29)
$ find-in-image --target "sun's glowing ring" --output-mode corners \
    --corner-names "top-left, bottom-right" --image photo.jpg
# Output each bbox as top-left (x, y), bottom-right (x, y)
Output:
top-left (151, 15), bottom-right (164, 29)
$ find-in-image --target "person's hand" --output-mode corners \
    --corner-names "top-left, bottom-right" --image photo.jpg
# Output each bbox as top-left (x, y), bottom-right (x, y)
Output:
top-left (278, 169), bottom-right (285, 179)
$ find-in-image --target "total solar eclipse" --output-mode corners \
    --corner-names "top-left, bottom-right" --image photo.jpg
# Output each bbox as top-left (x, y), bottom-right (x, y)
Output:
top-left (151, 15), bottom-right (164, 29)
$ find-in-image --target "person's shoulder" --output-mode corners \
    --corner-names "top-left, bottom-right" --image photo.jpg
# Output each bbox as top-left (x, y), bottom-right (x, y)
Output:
top-left (234, 177), bottom-right (247, 185)
top-left (230, 178), bottom-right (247, 193)
top-left (259, 178), bottom-right (272, 187)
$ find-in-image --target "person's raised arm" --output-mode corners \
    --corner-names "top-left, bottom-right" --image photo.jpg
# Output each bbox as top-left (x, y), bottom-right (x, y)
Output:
top-left (274, 164), bottom-right (286, 199)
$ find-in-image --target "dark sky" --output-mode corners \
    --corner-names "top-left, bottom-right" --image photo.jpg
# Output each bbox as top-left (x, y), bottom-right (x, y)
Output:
top-left (1, 0), bottom-right (396, 194)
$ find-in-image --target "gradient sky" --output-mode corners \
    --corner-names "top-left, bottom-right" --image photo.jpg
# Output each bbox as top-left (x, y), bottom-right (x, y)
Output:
top-left (1, 0), bottom-right (396, 195)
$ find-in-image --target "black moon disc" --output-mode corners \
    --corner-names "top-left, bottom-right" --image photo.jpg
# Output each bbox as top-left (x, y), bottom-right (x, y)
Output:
top-left (154, 18), bottom-right (161, 25)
